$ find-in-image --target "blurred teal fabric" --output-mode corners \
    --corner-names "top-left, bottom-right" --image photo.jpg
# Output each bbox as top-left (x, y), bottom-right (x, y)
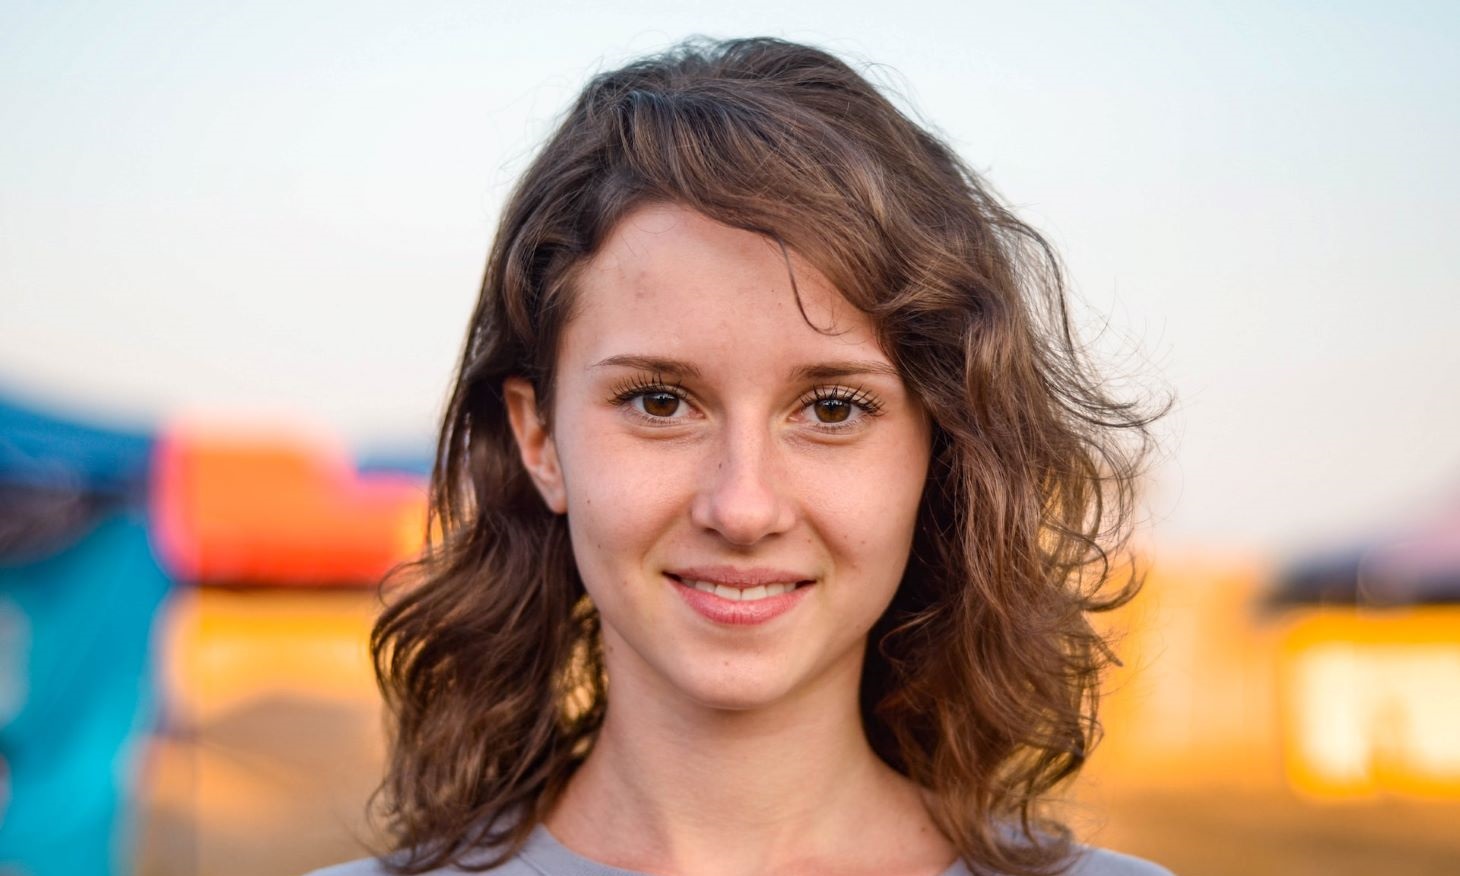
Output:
top-left (0, 511), bottom-right (173, 876)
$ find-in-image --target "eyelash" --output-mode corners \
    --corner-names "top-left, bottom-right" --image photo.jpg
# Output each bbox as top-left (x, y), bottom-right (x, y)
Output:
top-left (607, 373), bottom-right (885, 433)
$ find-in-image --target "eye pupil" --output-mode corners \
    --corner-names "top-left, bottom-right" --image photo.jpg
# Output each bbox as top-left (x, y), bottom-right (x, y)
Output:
top-left (815, 399), bottom-right (851, 423)
top-left (642, 392), bottom-right (680, 418)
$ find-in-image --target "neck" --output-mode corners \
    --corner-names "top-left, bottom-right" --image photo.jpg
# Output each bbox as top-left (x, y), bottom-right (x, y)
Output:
top-left (544, 631), bottom-right (931, 874)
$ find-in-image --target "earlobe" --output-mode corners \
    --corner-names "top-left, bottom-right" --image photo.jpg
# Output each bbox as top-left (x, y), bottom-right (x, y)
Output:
top-left (502, 376), bottom-right (568, 515)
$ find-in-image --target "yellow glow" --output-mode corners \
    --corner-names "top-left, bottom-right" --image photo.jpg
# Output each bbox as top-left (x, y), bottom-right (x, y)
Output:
top-left (1280, 609), bottom-right (1460, 800)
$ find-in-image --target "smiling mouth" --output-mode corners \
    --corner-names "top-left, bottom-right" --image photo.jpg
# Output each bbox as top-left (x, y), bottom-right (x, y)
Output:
top-left (665, 574), bottom-right (815, 602)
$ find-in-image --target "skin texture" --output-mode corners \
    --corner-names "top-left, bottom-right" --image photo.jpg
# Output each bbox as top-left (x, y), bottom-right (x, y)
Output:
top-left (503, 203), bottom-right (952, 876)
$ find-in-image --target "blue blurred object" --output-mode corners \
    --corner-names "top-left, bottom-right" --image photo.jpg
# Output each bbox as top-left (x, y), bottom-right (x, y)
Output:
top-left (0, 392), bottom-right (172, 876)
top-left (356, 448), bottom-right (433, 478)
top-left (1, 393), bottom-right (155, 566)
top-left (0, 513), bottom-right (171, 876)
top-left (0, 394), bottom-right (152, 497)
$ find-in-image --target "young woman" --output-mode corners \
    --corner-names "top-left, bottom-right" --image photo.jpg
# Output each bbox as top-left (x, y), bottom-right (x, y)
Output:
top-left (314, 36), bottom-right (1172, 876)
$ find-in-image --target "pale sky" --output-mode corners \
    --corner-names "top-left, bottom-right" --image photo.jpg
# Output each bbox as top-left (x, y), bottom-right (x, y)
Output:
top-left (2, 0), bottom-right (1457, 556)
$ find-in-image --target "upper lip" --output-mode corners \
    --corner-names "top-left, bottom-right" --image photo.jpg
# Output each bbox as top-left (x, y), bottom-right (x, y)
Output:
top-left (666, 565), bottom-right (815, 589)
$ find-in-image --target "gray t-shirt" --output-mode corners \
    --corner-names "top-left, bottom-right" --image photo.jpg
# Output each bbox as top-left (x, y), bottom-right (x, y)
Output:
top-left (306, 822), bottom-right (1174, 876)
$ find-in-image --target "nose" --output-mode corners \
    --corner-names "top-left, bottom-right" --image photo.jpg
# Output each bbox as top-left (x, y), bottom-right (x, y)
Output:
top-left (689, 420), bottom-right (796, 546)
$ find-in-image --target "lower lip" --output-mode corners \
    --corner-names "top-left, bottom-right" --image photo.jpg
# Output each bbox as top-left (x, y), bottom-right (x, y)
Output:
top-left (668, 575), bottom-right (813, 626)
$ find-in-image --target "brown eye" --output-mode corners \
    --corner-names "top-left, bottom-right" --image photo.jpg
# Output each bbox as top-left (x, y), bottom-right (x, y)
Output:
top-left (640, 392), bottom-right (681, 418)
top-left (813, 399), bottom-right (851, 423)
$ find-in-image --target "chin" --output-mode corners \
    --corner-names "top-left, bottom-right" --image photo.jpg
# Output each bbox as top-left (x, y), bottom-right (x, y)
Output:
top-left (666, 661), bottom-right (804, 712)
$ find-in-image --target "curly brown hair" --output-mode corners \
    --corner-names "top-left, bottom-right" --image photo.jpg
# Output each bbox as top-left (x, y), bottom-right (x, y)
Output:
top-left (368, 35), bottom-right (1169, 876)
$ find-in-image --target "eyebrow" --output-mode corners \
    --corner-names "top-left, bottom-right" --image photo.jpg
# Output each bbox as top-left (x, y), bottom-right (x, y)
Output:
top-left (589, 354), bottom-right (901, 382)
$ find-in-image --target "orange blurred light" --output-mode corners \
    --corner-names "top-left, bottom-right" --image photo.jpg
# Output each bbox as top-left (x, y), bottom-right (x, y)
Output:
top-left (150, 427), bottom-right (425, 585)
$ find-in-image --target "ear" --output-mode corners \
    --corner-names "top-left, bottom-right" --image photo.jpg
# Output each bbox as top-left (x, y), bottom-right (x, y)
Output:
top-left (502, 376), bottom-right (568, 515)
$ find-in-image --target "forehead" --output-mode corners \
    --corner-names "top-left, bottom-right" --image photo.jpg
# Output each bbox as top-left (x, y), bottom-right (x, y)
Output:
top-left (562, 202), bottom-right (886, 370)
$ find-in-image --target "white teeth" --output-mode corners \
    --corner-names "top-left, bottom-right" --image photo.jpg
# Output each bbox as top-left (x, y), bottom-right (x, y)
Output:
top-left (681, 579), bottom-right (797, 601)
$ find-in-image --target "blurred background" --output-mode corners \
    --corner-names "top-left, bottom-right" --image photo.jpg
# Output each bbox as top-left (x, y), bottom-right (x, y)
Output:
top-left (2, 1), bottom-right (1458, 874)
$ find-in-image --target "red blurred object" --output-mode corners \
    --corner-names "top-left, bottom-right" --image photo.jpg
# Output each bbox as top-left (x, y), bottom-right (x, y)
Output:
top-left (151, 427), bottom-right (425, 585)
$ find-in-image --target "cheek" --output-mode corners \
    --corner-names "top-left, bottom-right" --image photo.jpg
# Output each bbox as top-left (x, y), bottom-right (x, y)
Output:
top-left (796, 444), bottom-right (928, 612)
top-left (556, 425), bottom-right (691, 571)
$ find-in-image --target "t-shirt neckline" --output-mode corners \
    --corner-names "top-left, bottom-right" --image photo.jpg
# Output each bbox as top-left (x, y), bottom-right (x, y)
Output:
top-left (520, 822), bottom-right (971, 876)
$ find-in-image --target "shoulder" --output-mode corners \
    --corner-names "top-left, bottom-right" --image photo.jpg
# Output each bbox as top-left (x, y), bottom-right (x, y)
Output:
top-left (1064, 844), bottom-right (1176, 876)
top-left (302, 859), bottom-right (394, 876)
top-left (305, 809), bottom-right (545, 875)
top-left (301, 853), bottom-right (541, 876)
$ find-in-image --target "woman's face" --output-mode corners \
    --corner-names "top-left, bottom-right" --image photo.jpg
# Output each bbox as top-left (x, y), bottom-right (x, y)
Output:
top-left (505, 202), bottom-right (932, 712)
